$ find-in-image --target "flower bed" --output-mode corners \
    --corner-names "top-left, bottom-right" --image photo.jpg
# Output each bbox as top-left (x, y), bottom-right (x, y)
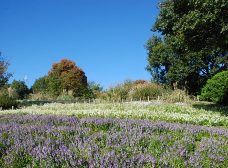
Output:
top-left (0, 114), bottom-right (227, 167)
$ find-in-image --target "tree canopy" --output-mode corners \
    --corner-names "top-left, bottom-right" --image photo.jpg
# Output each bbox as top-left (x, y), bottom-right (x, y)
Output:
top-left (146, 0), bottom-right (228, 94)
top-left (49, 59), bottom-right (88, 97)
top-left (0, 54), bottom-right (11, 88)
top-left (32, 59), bottom-right (88, 98)
top-left (32, 76), bottom-right (49, 94)
top-left (10, 80), bottom-right (30, 99)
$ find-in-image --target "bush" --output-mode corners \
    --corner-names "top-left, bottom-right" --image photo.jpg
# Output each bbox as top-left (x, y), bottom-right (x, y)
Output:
top-left (162, 89), bottom-right (191, 103)
top-left (57, 94), bottom-right (75, 101)
top-left (107, 86), bottom-right (129, 101)
top-left (201, 71), bottom-right (228, 105)
top-left (0, 85), bottom-right (9, 96)
top-left (10, 80), bottom-right (30, 100)
top-left (0, 94), bottom-right (18, 110)
top-left (106, 80), bottom-right (134, 101)
top-left (129, 83), bottom-right (164, 100)
top-left (104, 81), bottom-right (166, 101)
top-left (29, 93), bottom-right (53, 101)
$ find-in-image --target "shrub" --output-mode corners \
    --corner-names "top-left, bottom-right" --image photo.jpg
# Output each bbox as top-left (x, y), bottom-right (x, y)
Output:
top-left (32, 76), bottom-right (49, 94)
top-left (129, 83), bottom-right (164, 100)
top-left (106, 80), bottom-right (134, 101)
top-left (10, 80), bottom-right (30, 99)
top-left (0, 94), bottom-right (18, 110)
top-left (0, 85), bottom-right (9, 96)
top-left (106, 86), bottom-right (129, 101)
top-left (201, 71), bottom-right (228, 105)
top-left (57, 94), bottom-right (75, 101)
top-left (29, 93), bottom-right (53, 101)
top-left (86, 81), bottom-right (103, 99)
top-left (162, 89), bottom-right (191, 103)
top-left (104, 81), bottom-right (168, 101)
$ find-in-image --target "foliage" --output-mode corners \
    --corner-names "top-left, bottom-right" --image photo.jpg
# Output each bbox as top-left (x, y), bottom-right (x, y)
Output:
top-left (32, 76), bottom-right (49, 94)
top-left (86, 81), bottom-right (103, 99)
top-left (56, 91), bottom-right (76, 101)
top-left (10, 80), bottom-right (30, 99)
top-left (0, 55), bottom-right (11, 87)
top-left (49, 59), bottom-right (88, 97)
top-left (0, 114), bottom-right (227, 167)
top-left (29, 93), bottom-right (53, 101)
top-left (46, 75), bottom-right (62, 98)
top-left (107, 85), bottom-right (130, 101)
top-left (146, 0), bottom-right (228, 95)
top-left (162, 89), bottom-right (191, 103)
top-left (129, 82), bottom-right (164, 100)
top-left (32, 59), bottom-right (88, 99)
top-left (0, 94), bottom-right (18, 110)
top-left (105, 80), bottom-right (165, 101)
top-left (106, 80), bottom-right (134, 101)
top-left (201, 71), bottom-right (228, 105)
top-left (0, 85), bottom-right (9, 96)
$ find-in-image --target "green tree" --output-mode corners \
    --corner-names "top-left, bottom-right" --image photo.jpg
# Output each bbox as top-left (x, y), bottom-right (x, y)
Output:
top-left (146, 0), bottom-right (228, 94)
top-left (11, 80), bottom-right (30, 99)
top-left (32, 76), bottom-right (49, 94)
top-left (47, 75), bottom-right (62, 98)
top-left (0, 54), bottom-right (11, 87)
top-left (86, 81), bottom-right (103, 99)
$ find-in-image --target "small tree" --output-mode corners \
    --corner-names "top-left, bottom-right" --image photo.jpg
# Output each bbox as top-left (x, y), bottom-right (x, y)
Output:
top-left (0, 54), bottom-right (11, 87)
top-left (11, 80), bottom-right (30, 99)
top-left (86, 81), bottom-right (103, 99)
top-left (0, 53), bottom-right (18, 109)
top-left (49, 59), bottom-right (88, 97)
top-left (32, 59), bottom-right (88, 99)
top-left (32, 76), bottom-right (49, 94)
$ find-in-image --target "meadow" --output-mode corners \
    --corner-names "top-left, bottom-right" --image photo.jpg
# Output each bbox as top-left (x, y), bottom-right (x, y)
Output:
top-left (0, 102), bottom-right (227, 167)
top-left (1, 0), bottom-right (227, 167)
top-left (2, 102), bottom-right (228, 127)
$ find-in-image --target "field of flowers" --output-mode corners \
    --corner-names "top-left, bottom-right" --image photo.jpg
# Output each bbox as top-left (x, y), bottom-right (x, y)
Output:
top-left (0, 102), bottom-right (227, 167)
top-left (2, 102), bottom-right (228, 127)
top-left (0, 114), bottom-right (227, 167)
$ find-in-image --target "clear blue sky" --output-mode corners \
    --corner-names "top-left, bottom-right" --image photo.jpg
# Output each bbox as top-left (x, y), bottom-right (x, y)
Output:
top-left (0, 0), bottom-right (160, 89)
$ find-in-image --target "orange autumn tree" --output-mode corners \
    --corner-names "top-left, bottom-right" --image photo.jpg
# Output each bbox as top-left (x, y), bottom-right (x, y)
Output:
top-left (48, 59), bottom-right (88, 97)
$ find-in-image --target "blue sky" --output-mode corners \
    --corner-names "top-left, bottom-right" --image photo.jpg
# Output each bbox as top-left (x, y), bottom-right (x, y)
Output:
top-left (0, 0), bottom-right (160, 89)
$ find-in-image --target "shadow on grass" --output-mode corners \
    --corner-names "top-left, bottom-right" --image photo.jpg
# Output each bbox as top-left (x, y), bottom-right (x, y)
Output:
top-left (19, 100), bottom-right (76, 107)
top-left (192, 102), bottom-right (228, 116)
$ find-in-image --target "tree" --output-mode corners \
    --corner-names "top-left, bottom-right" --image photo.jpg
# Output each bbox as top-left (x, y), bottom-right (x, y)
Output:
top-left (47, 75), bottom-right (62, 97)
top-left (146, 0), bottom-right (228, 94)
top-left (48, 59), bottom-right (88, 97)
top-left (0, 54), bottom-right (11, 87)
top-left (86, 81), bottom-right (103, 98)
top-left (32, 59), bottom-right (88, 98)
top-left (32, 76), bottom-right (49, 94)
top-left (11, 80), bottom-right (30, 99)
